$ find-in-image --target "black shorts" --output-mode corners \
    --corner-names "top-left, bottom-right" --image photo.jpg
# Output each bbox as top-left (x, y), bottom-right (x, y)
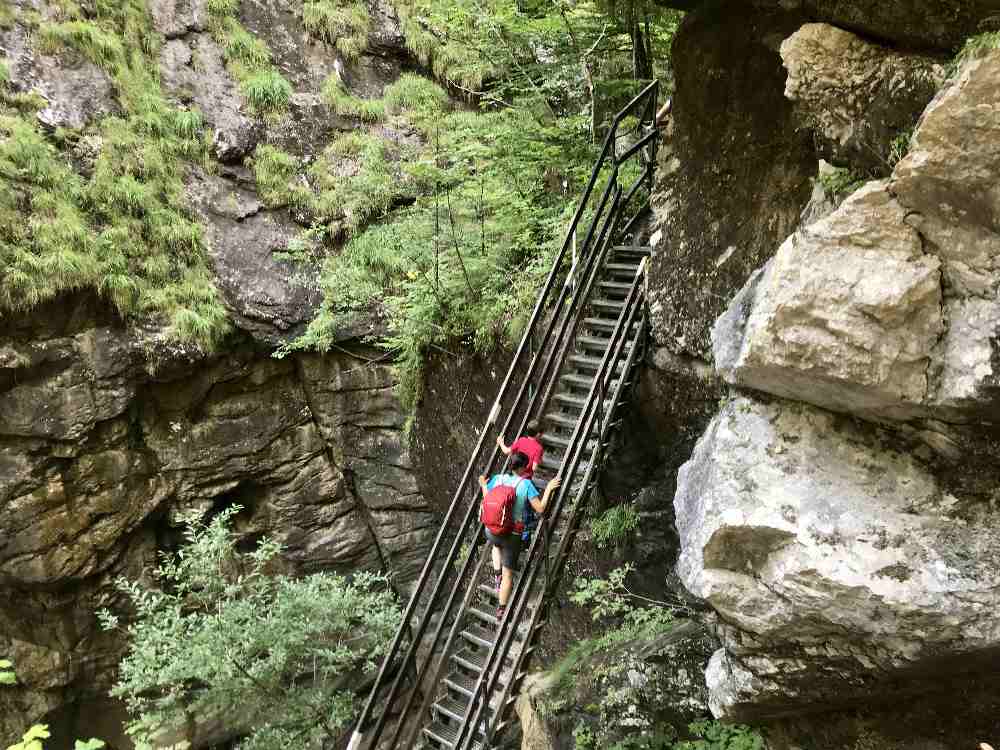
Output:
top-left (484, 528), bottom-right (522, 570)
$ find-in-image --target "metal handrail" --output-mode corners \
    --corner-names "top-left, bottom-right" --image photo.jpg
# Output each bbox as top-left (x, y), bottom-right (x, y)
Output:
top-left (349, 79), bottom-right (659, 750)
top-left (455, 255), bottom-right (649, 750)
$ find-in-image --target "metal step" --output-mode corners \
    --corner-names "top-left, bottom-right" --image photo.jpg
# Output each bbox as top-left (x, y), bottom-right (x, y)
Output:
top-left (576, 334), bottom-right (633, 351)
top-left (461, 623), bottom-right (497, 650)
top-left (568, 353), bottom-right (627, 371)
top-left (589, 297), bottom-right (625, 313)
top-left (444, 654), bottom-right (507, 697)
top-left (541, 432), bottom-right (598, 452)
top-left (601, 262), bottom-right (640, 278)
top-left (551, 391), bottom-right (611, 411)
top-left (582, 317), bottom-right (640, 334)
top-left (422, 719), bottom-right (484, 748)
top-left (467, 605), bottom-right (499, 627)
top-left (597, 280), bottom-right (633, 294)
top-left (611, 245), bottom-right (651, 258)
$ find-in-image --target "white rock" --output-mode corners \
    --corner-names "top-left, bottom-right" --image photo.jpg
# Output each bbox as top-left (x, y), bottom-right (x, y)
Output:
top-left (675, 397), bottom-right (1000, 719)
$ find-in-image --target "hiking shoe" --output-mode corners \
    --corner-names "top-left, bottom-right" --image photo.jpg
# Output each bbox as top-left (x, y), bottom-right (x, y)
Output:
top-left (495, 605), bottom-right (506, 624)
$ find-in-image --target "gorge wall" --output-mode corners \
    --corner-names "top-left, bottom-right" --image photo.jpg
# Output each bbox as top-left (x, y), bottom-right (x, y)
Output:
top-left (640, 1), bottom-right (1000, 747)
top-left (5, 0), bottom-right (1000, 748)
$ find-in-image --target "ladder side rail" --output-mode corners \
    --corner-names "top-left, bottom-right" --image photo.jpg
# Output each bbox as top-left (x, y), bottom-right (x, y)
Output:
top-left (455, 261), bottom-right (648, 750)
top-left (533, 182), bottom-right (624, 426)
top-left (478, 264), bottom-right (649, 748)
top-left (382, 165), bottom-right (625, 746)
top-left (354, 150), bottom-right (619, 749)
top-left (394, 545), bottom-right (491, 749)
top-left (350, 79), bottom-right (661, 750)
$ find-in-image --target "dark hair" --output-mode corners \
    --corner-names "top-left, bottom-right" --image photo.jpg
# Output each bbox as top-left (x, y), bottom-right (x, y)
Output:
top-left (525, 419), bottom-right (544, 437)
top-left (510, 451), bottom-right (530, 473)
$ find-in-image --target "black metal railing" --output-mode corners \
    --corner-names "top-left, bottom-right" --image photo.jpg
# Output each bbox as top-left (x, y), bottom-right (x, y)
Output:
top-left (347, 79), bottom-right (659, 750)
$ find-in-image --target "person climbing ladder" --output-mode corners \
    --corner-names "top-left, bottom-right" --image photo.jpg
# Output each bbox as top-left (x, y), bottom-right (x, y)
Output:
top-left (479, 451), bottom-right (561, 622)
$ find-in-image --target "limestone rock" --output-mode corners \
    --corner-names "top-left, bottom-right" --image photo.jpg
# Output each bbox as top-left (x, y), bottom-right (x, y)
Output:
top-left (185, 167), bottom-right (322, 343)
top-left (0, 21), bottom-right (119, 130)
top-left (716, 50), bottom-right (1000, 423)
top-left (158, 35), bottom-right (261, 162)
top-left (299, 351), bottom-right (435, 586)
top-left (653, 0), bottom-right (1000, 51)
top-left (675, 396), bottom-right (1000, 720)
top-left (780, 23), bottom-right (945, 173)
top-left (713, 182), bottom-right (944, 421)
top-left (149, 0), bottom-right (209, 38)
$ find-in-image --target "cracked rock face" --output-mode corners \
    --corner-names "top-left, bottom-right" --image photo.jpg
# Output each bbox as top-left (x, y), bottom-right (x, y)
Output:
top-left (714, 50), bottom-right (1000, 423)
top-left (0, 296), bottom-right (431, 741)
top-left (780, 23), bottom-right (945, 173)
top-left (185, 167), bottom-right (323, 344)
top-left (647, 3), bottom-right (815, 359)
top-left (675, 397), bottom-right (1000, 720)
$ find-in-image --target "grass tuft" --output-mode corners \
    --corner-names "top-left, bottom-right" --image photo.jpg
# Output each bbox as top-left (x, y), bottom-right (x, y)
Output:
top-left (302, 0), bottom-right (369, 60)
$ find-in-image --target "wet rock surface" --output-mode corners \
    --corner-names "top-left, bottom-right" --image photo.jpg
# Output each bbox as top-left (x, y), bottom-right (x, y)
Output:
top-left (647, 3), bottom-right (815, 358)
top-left (0, 295), bottom-right (432, 740)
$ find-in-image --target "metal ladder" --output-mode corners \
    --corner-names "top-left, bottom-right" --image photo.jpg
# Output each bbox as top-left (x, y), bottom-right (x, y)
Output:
top-left (349, 80), bottom-right (661, 750)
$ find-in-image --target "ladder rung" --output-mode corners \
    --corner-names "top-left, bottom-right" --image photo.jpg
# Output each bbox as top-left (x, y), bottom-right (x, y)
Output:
top-left (568, 353), bottom-right (626, 371)
top-left (461, 624), bottom-right (496, 650)
top-left (544, 412), bottom-right (579, 429)
top-left (467, 605), bottom-right (499, 627)
top-left (603, 262), bottom-right (640, 274)
top-left (560, 372), bottom-right (595, 388)
top-left (598, 280), bottom-right (633, 292)
top-left (434, 694), bottom-right (470, 723)
top-left (611, 245), bottom-right (651, 256)
top-left (582, 317), bottom-right (639, 334)
top-left (590, 297), bottom-right (625, 312)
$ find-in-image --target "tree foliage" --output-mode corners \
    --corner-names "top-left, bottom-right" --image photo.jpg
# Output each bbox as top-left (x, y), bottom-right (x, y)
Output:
top-left (99, 506), bottom-right (402, 750)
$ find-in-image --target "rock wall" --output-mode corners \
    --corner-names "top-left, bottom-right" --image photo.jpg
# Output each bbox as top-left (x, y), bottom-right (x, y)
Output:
top-left (0, 0), bottom-right (442, 743)
top-left (0, 292), bottom-right (436, 742)
top-left (665, 14), bottom-right (1000, 742)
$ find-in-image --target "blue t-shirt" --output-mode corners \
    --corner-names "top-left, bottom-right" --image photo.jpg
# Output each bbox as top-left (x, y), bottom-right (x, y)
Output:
top-left (486, 473), bottom-right (539, 525)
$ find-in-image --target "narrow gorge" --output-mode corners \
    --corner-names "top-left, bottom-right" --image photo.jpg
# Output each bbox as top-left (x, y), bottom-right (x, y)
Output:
top-left (2, 1), bottom-right (1000, 749)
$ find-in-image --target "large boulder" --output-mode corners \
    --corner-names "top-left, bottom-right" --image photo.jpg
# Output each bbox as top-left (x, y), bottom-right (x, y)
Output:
top-left (712, 182), bottom-right (944, 421)
top-left (780, 23), bottom-right (946, 173)
top-left (714, 50), bottom-right (1000, 423)
top-left (675, 396), bottom-right (1000, 720)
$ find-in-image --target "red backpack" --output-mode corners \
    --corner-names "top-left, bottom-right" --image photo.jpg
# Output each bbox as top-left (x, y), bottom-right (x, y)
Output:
top-left (482, 478), bottom-right (525, 536)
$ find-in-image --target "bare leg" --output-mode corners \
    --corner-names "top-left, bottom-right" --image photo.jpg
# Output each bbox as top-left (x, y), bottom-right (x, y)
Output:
top-left (491, 544), bottom-right (502, 572)
top-left (499, 567), bottom-right (513, 606)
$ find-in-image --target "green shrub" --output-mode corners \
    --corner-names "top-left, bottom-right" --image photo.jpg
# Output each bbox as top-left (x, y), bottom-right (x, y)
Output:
top-left (382, 73), bottom-right (449, 116)
top-left (206, 7), bottom-right (292, 115)
top-left (5, 5), bottom-right (229, 349)
top-left (99, 506), bottom-right (402, 750)
top-left (590, 503), bottom-right (640, 548)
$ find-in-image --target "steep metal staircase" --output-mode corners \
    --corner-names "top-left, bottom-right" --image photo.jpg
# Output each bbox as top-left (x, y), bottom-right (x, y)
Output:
top-left (348, 81), bottom-right (661, 750)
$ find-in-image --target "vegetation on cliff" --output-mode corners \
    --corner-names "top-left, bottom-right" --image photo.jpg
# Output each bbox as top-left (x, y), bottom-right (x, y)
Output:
top-left (282, 0), bottom-right (682, 407)
top-left (99, 507), bottom-right (401, 750)
top-left (0, 0), bottom-right (230, 348)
